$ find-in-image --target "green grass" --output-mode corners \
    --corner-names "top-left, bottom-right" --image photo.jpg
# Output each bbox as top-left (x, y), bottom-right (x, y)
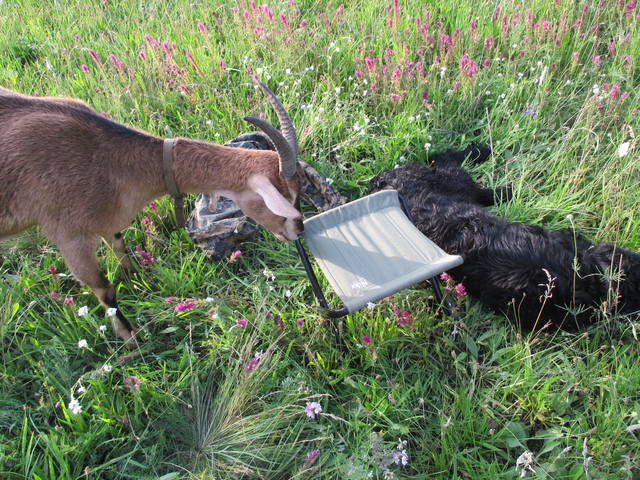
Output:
top-left (1, 0), bottom-right (639, 478)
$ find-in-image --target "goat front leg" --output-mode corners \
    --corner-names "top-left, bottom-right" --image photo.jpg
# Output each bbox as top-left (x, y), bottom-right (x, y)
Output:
top-left (53, 233), bottom-right (138, 347)
top-left (110, 231), bottom-right (133, 271)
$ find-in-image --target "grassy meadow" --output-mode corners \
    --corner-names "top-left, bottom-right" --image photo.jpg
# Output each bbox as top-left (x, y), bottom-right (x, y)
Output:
top-left (1, 0), bottom-right (639, 478)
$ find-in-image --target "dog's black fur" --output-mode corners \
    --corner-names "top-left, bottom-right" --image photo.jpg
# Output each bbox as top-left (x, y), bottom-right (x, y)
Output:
top-left (370, 145), bottom-right (640, 329)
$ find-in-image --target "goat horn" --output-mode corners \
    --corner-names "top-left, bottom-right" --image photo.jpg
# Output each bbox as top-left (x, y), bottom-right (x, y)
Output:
top-left (243, 116), bottom-right (297, 178)
top-left (249, 79), bottom-right (298, 177)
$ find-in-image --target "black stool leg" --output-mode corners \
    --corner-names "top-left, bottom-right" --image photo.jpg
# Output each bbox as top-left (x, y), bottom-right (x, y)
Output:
top-left (430, 276), bottom-right (454, 316)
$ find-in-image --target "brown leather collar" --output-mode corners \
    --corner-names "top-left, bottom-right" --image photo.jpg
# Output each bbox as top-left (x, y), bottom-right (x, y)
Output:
top-left (162, 138), bottom-right (185, 227)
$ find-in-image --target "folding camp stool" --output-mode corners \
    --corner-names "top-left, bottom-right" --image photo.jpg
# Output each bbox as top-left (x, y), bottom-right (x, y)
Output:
top-left (295, 189), bottom-right (464, 348)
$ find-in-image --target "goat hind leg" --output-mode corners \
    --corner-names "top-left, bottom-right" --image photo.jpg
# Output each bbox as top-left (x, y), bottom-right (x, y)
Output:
top-left (54, 234), bottom-right (137, 346)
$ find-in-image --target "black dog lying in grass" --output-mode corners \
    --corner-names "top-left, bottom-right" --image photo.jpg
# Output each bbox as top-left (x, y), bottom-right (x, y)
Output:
top-left (370, 145), bottom-right (640, 330)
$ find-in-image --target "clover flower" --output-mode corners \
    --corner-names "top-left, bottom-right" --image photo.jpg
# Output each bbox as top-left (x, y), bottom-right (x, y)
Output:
top-left (305, 401), bottom-right (322, 419)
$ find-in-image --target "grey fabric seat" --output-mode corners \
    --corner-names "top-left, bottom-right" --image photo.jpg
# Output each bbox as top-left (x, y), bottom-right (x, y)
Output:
top-left (296, 189), bottom-right (463, 322)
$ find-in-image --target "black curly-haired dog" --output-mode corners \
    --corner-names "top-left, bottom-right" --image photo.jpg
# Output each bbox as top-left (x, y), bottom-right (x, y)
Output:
top-left (370, 145), bottom-right (640, 329)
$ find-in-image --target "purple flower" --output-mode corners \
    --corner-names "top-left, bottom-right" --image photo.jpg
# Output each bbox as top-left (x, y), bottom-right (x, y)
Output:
top-left (304, 449), bottom-right (319, 467)
top-left (245, 353), bottom-right (261, 373)
top-left (524, 106), bottom-right (537, 117)
top-left (305, 401), bottom-right (322, 419)
top-left (297, 318), bottom-right (304, 327)
top-left (80, 64), bottom-right (89, 73)
top-left (236, 317), bottom-right (248, 327)
top-left (362, 335), bottom-right (372, 345)
top-left (48, 265), bottom-right (58, 275)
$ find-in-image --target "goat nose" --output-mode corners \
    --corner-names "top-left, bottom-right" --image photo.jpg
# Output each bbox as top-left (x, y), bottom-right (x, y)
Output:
top-left (294, 218), bottom-right (304, 234)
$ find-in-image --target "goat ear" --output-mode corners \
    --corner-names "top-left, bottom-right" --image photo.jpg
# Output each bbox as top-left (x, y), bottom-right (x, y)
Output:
top-left (248, 175), bottom-right (301, 219)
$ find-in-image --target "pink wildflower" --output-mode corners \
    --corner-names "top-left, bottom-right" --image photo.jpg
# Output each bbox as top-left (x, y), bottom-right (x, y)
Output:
top-left (245, 354), bottom-right (261, 373)
top-left (392, 65), bottom-right (402, 82)
top-left (396, 310), bottom-right (412, 326)
top-left (164, 297), bottom-right (177, 303)
top-left (148, 201), bottom-right (157, 212)
top-left (80, 64), bottom-right (89, 73)
top-left (592, 55), bottom-right (601, 67)
top-left (297, 318), bottom-right (304, 327)
top-left (625, 1), bottom-right (636, 19)
top-left (610, 83), bottom-right (620, 100)
top-left (174, 300), bottom-right (197, 313)
top-left (391, 94), bottom-right (401, 102)
top-left (87, 49), bottom-right (101, 66)
top-left (299, 19), bottom-right (308, 28)
top-left (455, 283), bottom-right (467, 298)
top-left (64, 297), bottom-right (75, 305)
top-left (229, 250), bottom-right (242, 262)
top-left (48, 265), bottom-right (58, 275)
top-left (197, 22), bottom-right (207, 34)
top-left (440, 272), bottom-right (450, 281)
top-left (135, 245), bottom-right (154, 265)
top-left (459, 54), bottom-right (478, 77)
top-left (280, 13), bottom-right (288, 27)
top-left (109, 54), bottom-right (123, 73)
top-left (124, 376), bottom-right (142, 389)
top-left (362, 335), bottom-right (372, 345)
top-left (236, 317), bottom-right (248, 327)
top-left (364, 56), bottom-right (375, 71)
top-left (50, 291), bottom-right (59, 300)
top-left (484, 36), bottom-right (494, 49)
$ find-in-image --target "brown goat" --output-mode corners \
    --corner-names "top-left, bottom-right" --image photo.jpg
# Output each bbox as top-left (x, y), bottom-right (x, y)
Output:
top-left (0, 81), bottom-right (304, 346)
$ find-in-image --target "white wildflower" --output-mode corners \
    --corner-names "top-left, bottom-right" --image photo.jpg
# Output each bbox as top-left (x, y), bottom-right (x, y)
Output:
top-left (102, 364), bottom-right (112, 373)
top-left (285, 289), bottom-right (292, 298)
top-left (106, 307), bottom-right (117, 317)
top-left (592, 83), bottom-right (600, 95)
top-left (538, 66), bottom-right (548, 85)
top-left (515, 451), bottom-right (536, 478)
top-left (98, 324), bottom-right (107, 332)
top-left (617, 141), bottom-right (630, 157)
top-left (367, 302), bottom-right (376, 310)
top-left (204, 297), bottom-right (215, 303)
top-left (68, 397), bottom-right (82, 415)
top-left (77, 306), bottom-right (89, 317)
top-left (77, 339), bottom-right (88, 349)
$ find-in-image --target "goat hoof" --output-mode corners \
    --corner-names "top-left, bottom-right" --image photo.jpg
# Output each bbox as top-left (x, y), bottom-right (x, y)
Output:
top-left (119, 328), bottom-right (139, 350)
